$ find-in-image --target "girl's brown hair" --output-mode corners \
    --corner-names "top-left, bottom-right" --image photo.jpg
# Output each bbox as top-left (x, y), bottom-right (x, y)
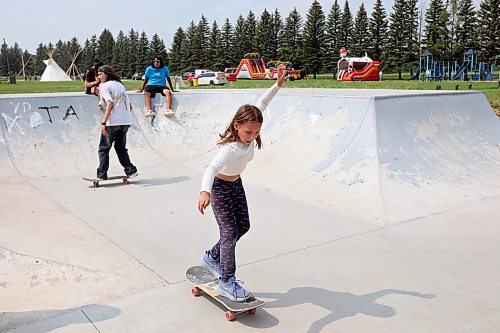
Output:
top-left (218, 104), bottom-right (263, 149)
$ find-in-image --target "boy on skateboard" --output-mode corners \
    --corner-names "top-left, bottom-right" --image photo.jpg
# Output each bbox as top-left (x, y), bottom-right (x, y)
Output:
top-left (197, 65), bottom-right (287, 302)
top-left (96, 65), bottom-right (138, 181)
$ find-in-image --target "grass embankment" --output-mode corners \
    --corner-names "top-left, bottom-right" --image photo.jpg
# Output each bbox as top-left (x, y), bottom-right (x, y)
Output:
top-left (1, 74), bottom-right (499, 115)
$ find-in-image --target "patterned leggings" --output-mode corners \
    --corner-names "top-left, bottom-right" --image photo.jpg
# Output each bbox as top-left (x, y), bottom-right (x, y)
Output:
top-left (208, 177), bottom-right (250, 282)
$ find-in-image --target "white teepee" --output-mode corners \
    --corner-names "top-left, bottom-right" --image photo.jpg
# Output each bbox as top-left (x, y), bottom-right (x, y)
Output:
top-left (40, 50), bottom-right (71, 81)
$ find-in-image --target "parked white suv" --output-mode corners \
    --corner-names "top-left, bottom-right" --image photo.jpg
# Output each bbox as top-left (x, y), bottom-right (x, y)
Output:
top-left (197, 71), bottom-right (227, 85)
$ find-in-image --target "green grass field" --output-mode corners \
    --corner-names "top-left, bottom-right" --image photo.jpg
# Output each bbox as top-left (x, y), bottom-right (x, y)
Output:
top-left (1, 74), bottom-right (499, 112)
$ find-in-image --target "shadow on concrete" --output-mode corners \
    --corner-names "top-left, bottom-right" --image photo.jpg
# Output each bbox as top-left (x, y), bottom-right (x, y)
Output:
top-left (136, 176), bottom-right (190, 187)
top-left (0, 304), bottom-right (120, 333)
top-left (254, 288), bottom-right (435, 333)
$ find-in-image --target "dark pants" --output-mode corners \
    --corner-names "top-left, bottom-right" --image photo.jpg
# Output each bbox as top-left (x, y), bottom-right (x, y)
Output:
top-left (97, 125), bottom-right (137, 179)
top-left (208, 177), bottom-right (250, 281)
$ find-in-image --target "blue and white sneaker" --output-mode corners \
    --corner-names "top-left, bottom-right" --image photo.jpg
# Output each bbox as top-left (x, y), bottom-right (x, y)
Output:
top-left (200, 250), bottom-right (221, 277)
top-left (217, 276), bottom-right (250, 302)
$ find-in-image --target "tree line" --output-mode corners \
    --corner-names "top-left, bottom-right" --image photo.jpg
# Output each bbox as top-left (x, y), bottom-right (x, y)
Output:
top-left (0, 0), bottom-right (498, 79)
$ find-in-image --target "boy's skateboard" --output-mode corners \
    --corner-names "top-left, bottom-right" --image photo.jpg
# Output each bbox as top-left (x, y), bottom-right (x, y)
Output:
top-left (186, 266), bottom-right (265, 321)
top-left (82, 175), bottom-right (131, 188)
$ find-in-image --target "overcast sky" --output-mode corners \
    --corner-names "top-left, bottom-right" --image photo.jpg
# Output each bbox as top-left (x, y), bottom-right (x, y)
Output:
top-left (4, 0), bottom-right (482, 53)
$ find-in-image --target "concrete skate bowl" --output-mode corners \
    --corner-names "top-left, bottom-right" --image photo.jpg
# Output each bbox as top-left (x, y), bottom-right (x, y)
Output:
top-left (1, 89), bottom-right (499, 225)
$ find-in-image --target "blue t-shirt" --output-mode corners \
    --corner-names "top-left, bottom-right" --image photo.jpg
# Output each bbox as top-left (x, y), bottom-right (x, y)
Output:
top-left (145, 66), bottom-right (171, 86)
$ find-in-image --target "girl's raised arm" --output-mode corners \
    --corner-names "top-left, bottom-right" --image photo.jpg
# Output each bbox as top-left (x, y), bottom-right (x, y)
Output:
top-left (254, 64), bottom-right (287, 112)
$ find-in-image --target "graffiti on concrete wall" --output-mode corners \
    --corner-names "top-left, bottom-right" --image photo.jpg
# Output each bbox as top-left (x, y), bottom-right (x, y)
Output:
top-left (1, 101), bottom-right (82, 137)
top-left (1, 113), bottom-right (24, 136)
top-left (38, 106), bottom-right (59, 124)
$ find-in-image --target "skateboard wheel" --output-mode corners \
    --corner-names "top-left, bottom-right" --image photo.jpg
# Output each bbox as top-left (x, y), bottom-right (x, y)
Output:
top-left (93, 181), bottom-right (99, 188)
top-left (123, 178), bottom-right (129, 184)
top-left (225, 311), bottom-right (235, 321)
top-left (191, 287), bottom-right (201, 297)
top-left (248, 308), bottom-right (257, 314)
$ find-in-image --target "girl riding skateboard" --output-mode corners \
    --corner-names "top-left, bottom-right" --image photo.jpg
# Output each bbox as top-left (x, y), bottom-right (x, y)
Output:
top-left (197, 65), bottom-right (287, 302)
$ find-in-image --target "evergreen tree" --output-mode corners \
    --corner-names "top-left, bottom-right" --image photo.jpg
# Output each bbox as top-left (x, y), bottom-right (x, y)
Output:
top-left (281, 8), bottom-right (303, 68)
top-left (368, 0), bottom-right (388, 61)
top-left (324, 0), bottom-right (342, 73)
top-left (384, 0), bottom-right (419, 78)
top-left (207, 20), bottom-right (225, 71)
top-left (196, 15), bottom-right (210, 68)
top-left (447, 0), bottom-right (460, 60)
top-left (245, 11), bottom-right (258, 52)
top-left (9, 43), bottom-right (23, 77)
top-left (137, 32), bottom-right (150, 73)
top-left (271, 9), bottom-right (284, 61)
top-left (149, 34), bottom-right (168, 60)
top-left (0, 40), bottom-right (8, 76)
top-left (256, 9), bottom-right (274, 60)
top-left (179, 32), bottom-right (190, 72)
top-left (118, 34), bottom-right (131, 78)
top-left (34, 43), bottom-right (48, 75)
top-left (113, 31), bottom-right (126, 76)
top-left (455, 0), bottom-right (477, 57)
top-left (81, 39), bottom-right (94, 71)
top-left (423, 0), bottom-right (449, 59)
top-left (184, 21), bottom-right (198, 70)
top-left (232, 15), bottom-right (247, 64)
top-left (339, 0), bottom-right (354, 49)
top-left (221, 18), bottom-right (234, 68)
top-left (405, 0), bottom-right (420, 67)
top-left (125, 29), bottom-right (139, 78)
top-left (81, 34), bottom-right (98, 70)
top-left (475, 0), bottom-right (499, 64)
top-left (54, 40), bottom-right (69, 71)
top-left (96, 29), bottom-right (114, 65)
top-left (350, 3), bottom-right (369, 57)
top-left (302, 0), bottom-right (326, 78)
top-left (169, 27), bottom-right (185, 73)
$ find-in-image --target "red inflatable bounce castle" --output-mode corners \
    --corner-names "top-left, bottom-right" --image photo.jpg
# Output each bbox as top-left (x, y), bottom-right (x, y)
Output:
top-left (337, 48), bottom-right (380, 81)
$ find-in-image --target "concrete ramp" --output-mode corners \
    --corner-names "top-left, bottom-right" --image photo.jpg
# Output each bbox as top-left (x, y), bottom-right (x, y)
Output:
top-left (1, 89), bottom-right (499, 224)
top-left (1, 88), bottom-right (500, 332)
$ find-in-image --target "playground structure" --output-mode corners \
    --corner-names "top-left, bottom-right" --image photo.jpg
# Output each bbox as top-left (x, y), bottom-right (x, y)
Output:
top-left (336, 48), bottom-right (380, 81)
top-left (417, 48), bottom-right (495, 81)
top-left (234, 53), bottom-right (301, 80)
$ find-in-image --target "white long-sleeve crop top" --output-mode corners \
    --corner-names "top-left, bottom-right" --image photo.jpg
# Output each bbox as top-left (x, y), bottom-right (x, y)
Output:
top-left (200, 82), bottom-right (281, 193)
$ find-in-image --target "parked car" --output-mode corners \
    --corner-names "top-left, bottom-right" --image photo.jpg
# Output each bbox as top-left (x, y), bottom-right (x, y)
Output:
top-left (196, 71), bottom-right (227, 85)
top-left (195, 69), bottom-right (211, 75)
top-left (224, 67), bottom-right (237, 82)
top-left (182, 72), bottom-right (193, 80)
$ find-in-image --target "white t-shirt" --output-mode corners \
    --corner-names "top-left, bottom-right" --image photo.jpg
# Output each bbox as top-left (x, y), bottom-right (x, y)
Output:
top-left (200, 82), bottom-right (281, 193)
top-left (100, 80), bottom-right (132, 126)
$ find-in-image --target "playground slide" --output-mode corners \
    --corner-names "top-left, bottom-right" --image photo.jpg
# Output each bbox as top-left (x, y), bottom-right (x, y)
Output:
top-left (409, 67), bottom-right (421, 80)
top-left (452, 62), bottom-right (469, 81)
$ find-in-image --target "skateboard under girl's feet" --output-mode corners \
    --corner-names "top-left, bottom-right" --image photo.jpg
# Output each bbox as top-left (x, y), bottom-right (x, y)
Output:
top-left (186, 266), bottom-right (265, 321)
top-left (82, 175), bottom-right (134, 188)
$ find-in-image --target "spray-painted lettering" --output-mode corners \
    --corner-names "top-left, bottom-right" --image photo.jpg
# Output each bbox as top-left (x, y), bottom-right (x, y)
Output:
top-left (63, 105), bottom-right (79, 121)
top-left (1, 113), bottom-right (24, 136)
top-left (38, 106), bottom-right (59, 123)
